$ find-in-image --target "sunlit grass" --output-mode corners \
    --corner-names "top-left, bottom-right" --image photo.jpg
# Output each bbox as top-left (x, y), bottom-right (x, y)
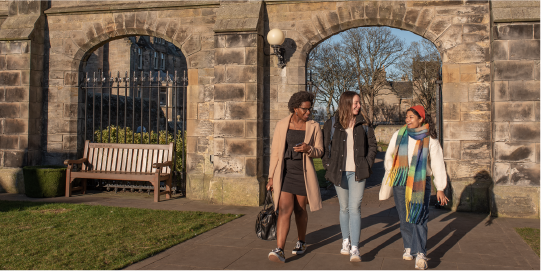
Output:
top-left (0, 201), bottom-right (239, 270)
top-left (515, 227), bottom-right (540, 256)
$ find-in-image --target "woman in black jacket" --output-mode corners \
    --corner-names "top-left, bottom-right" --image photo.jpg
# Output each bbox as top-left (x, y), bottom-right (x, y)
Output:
top-left (322, 91), bottom-right (378, 262)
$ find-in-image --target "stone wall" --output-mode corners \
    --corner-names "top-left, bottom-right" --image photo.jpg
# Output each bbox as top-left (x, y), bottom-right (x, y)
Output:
top-left (491, 1), bottom-right (540, 218)
top-left (374, 125), bottom-right (402, 145)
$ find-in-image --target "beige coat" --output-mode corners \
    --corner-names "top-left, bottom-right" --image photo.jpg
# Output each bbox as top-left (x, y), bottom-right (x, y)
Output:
top-left (268, 114), bottom-right (324, 212)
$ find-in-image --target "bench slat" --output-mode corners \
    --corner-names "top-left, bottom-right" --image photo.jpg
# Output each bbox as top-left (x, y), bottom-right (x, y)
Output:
top-left (121, 149), bottom-right (128, 172)
top-left (151, 149), bottom-right (158, 173)
top-left (105, 148), bottom-right (113, 171)
top-left (111, 148), bottom-right (118, 171)
top-left (135, 149), bottom-right (142, 173)
top-left (146, 149), bottom-right (153, 173)
top-left (96, 148), bottom-right (104, 171)
top-left (166, 149), bottom-right (172, 174)
top-left (88, 142), bottom-right (172, 150)
top-left (141, 149), bottom-right (148, 173)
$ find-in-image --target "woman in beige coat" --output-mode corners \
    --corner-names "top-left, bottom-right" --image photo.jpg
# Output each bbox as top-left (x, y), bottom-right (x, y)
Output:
top-left (266, 91), bottom-right (324, 263)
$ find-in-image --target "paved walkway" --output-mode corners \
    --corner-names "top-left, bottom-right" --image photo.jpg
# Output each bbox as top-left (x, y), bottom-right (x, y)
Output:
top-left (1, 153), bottom-right (539, 270)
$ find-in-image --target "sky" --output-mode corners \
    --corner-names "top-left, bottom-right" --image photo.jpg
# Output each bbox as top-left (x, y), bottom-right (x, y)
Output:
top-left (323, 26), bottom-right (429, 75)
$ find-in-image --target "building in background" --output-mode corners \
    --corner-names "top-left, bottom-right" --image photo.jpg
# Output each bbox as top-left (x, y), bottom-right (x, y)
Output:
top-left (84, 36), bottom-right (187, 121)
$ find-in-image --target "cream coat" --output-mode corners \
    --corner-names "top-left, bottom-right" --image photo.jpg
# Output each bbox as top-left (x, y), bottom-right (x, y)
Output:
top-left (268, 114), bottom-right (324, 212)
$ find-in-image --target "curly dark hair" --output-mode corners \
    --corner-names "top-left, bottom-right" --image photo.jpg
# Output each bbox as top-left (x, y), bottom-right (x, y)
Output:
top-left (288, 91), bottom-right (315, 113)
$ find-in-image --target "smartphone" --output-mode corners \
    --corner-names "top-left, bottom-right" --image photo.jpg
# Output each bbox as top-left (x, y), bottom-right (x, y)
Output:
top-left (295, 143), bottom-right (303, 147)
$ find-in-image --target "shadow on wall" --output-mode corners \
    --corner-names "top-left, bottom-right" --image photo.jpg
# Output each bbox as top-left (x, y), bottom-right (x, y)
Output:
top-left (444, 170), bottom-right (493, 216)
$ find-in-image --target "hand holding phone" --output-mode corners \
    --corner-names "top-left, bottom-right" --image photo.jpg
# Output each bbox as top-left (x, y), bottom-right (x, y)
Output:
top-left (295, 143), bottom-right (303, 147)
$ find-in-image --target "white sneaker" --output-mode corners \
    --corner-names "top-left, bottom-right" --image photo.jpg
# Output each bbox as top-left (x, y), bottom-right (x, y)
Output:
top-left (403, 248), bottom-right (413, 260)
top-left (340, 238), bottom-right (350, 255)
top-left (350, 246), bottom-right (361, 262)
top-left (415, 253), bottom-right (428, 270)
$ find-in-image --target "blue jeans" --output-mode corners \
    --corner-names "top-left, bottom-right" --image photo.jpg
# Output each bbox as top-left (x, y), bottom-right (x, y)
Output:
top-left (335, 171), bottom-right (366, 247)
top-left (393, 181), bottom-right (431, 255)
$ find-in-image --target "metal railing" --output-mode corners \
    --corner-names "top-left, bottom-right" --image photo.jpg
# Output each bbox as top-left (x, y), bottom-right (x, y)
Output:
top-left (80, 70), bottom-right (187, 195)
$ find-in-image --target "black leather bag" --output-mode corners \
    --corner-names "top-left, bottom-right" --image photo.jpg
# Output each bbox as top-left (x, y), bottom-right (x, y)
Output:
top-left (255, 192), bottom-right (277, 240)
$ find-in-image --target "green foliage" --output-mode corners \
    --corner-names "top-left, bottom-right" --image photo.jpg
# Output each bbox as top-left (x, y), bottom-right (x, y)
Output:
top-left (94, 126), bottom-right (186, 172)
top-left (313, 158), bottom-right (331, 188)
top-left (23, 166), bottom-right (67, 198)
top-left (0, 201), bottom-right (239, 270)
top-left (515, 227), bottom-right (540, 256)
top-left (377, 141), bottom-right (388, 152)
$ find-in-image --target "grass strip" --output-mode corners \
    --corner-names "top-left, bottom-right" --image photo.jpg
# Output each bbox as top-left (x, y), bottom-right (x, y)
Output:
top-left (313, 158), bottom-right (331, 188)
top-left (515, 227), bottom-right (540, 256)
top-left (0, 201), bottom-right (238, 270)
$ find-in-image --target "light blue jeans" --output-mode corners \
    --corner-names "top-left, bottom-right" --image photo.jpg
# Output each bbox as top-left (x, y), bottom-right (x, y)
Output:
top-left (334, 171), bottom-right (366, 247)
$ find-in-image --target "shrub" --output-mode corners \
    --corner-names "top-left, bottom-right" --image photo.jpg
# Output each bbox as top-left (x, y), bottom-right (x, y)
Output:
top-left (23, 166), bottom-right (67, 198)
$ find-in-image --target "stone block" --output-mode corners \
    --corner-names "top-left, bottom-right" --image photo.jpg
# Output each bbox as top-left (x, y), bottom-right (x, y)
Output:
top-left (225, 139), bottom-right (257, 156)
top-left (495, 142), bottom-right (536, 162)
top-left (536, 101), bottom-right (540, 121)
top-left (187, 50), bottom-right (214, 69)
top-left (4, 119), bottom-right (27, 134)
top-left (427, 16), bottom-right (452, 37)
top-left (214, 156), bottom-right (244, 176)
top-left (0, 71), bottom-right (21, 86)
top-left (197, 136), bottom-right (209, 153)
top-left (187, 153), bottom-right (206, 175)
top-left (510, 123), bottom-right (540, 142)
top-left (509, 40), bottom-right (540, 60)
top-left (494, 101), bottom-right (535, 121)
top-left (443, 140), bottom-right (460, 160)
top-left (215, 48), bottom-right (245, 65)
top-left (435, 25), bottom-right (462, 51)
top-left (461, 111), bottom-right (490, 121)
top-left (214, 138), bottom-right (224, 156)
top-left (5, 87), bottom-right (29, 102)
top-left (225, 102), bottom-right (257, 120)
top-left (198, 103), bottom-right (210, 120)
top-left (245, 157), bottom-right (260, 177)
top-left (186, 173), bottom-right (212, 200)
top-left (225, 66), bottom-right (257, 83)
top-left (186, 102), bottom-right (198, 120)
top-left (222, 177), bottom-right (263, 206)
top-left (494, 122), bottom-right (509, 142)
top-left (207, 176), bottom-right (223, 204)
top-left (442, 83), bottom-right (468, 102)
top-left (214, 120), bottom-right (244, 138)
top-left (0, 135), bottom-right (19, 149)
top-left (214, 83), bottom-right (244, 101)
top-left (245, 83), bottom-right (260, 101)
top-left (185, 136), bottom-right (198, 154)
top-left (508, 81), bottom-right (540, 101)
top-left (495, 24), bottom-right (533, 40)
top-left (442, 64), bottom-right (459, 83)
top-left (535, 23), bottom-right (540, 39)
top-left (224, 34), bottom-right (257, 48)
top-left (245, 47), bottom-right (257, 66)
top-left (443, 43), bottom-right (488, 63)
top-left (4, 150), bottom-right (25, 167)
top-left (492, 185), bottom-right (539, 218)
top-left (245, 120), bottom-right (260, 138)
top-left (416, 8), bottom-right (435, 30)
top-left (0, 168), bottom-right (24, 193)
top-left (186, 120), bottom-right (213, 137)
top-left (494, 81), bottom-right (508, 101)
top-left (494, 60), bottom-right (534, 80)
top-left (445, 160), bottom-right (491, 180)
top-left (443, 102), bottom-right (460, 121)
top-left (6, 54), bottom-right (30, 70)
top-left (461, 141), bottom-right (491, 160)
top-left (0, 103), bottom-right (20, 118)
top-left (443, 121), bottom-right (490, 141)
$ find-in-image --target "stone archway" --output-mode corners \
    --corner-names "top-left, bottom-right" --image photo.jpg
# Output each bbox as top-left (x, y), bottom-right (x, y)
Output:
top-left (265, 1), bottom-right (492, 212)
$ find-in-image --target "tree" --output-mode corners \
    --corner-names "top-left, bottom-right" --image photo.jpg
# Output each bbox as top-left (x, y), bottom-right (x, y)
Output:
top-left (307, 40), bottom-right (356, 120)
top-left (396, 39), bottom-right (441, 116)
top-left (340, 27), bottom-right (407, 126)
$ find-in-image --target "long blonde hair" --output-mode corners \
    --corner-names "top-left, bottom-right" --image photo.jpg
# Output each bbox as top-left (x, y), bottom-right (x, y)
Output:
top-left (338, 91), bottom-right (360, 129)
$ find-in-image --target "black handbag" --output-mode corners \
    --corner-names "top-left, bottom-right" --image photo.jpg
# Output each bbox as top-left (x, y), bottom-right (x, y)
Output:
top-left (255, 191), bottom-right (277, 240)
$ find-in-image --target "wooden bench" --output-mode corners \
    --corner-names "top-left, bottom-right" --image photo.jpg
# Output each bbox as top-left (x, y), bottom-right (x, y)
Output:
top-left (64, 140), bottom-right (174, 202)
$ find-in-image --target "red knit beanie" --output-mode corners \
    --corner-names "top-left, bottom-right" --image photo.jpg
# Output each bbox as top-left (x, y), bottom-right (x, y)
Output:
top-left (410, 105), bottom-right (426, 120)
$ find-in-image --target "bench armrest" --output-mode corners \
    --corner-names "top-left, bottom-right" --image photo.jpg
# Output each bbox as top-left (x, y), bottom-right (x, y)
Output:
top-left (64, 158), bottom-right (88, 166)
top-left (152, 161), bottom-right (172, 168)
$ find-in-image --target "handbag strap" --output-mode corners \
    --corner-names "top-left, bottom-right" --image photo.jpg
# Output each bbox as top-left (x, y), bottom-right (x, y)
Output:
top-left (263, 191), bottom-right (274, 209)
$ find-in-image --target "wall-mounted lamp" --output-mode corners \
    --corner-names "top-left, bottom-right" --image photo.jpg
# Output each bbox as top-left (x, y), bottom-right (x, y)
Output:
top-left (267, 28), bottom-right (286, 69)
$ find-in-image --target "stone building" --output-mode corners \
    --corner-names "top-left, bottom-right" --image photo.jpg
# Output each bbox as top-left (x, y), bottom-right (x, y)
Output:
top-left (83, 36), bottom-right (187, 120)
top-left (0, 0), bottom-right (538, 218)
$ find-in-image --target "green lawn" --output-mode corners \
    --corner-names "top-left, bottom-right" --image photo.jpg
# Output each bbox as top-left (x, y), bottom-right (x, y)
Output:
top-left (515, 227), bottom-right (540, 256)
top-left (313, 158), bottom-right (331, 188)
top-left (0, 201), bottom-right (238, 270)
top-left (378, 141), bottom-right (389, 152)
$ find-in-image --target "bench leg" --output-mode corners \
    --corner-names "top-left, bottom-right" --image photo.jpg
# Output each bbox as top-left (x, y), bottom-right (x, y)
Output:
top-left (165, 175), bottom-right (172, 200)
top-left (65, 170), bottom-right (72, 197)
top-left (82, 179), bottom-right (87, 194)
top-left (153, 180), bottom-right (160, 203)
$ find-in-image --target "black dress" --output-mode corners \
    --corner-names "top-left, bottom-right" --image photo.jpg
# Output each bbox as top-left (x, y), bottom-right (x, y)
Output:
top-left (281, 129), bottom-right (307, 196)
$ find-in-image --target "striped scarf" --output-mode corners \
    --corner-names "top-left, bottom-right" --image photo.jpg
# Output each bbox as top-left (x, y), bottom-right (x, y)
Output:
top-left (386, 124), bottom-right (430, 224)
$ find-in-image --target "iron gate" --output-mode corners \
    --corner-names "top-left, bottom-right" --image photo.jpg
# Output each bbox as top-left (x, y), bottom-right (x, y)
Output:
top-left (80, 70), bottom-right (187, 195)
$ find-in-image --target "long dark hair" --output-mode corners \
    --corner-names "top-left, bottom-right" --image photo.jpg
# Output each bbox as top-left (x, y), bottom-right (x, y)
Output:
top-left (337, 91), bottom-right (360, 129)
top-left (406, 108), bottom-right (437, 139)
